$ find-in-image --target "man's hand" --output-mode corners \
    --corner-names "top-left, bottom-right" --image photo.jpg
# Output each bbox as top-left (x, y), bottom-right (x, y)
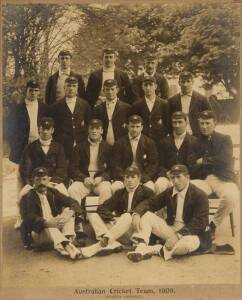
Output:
top-left (196, 158), bottom-right (203, 165)
top-left (84, 177), bottom-right (94, 189)
top-left (132, 214), bottom-right (141, 232)
top-left (165, 234), bottom-right (179, 250)
top-left (93, 177), bottom-right (102, 186)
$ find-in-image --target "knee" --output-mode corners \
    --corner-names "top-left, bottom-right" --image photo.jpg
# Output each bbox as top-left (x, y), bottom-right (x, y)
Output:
top-left (111, 181), bottom-right (124, 193)
top-left (99, 181), bottom-right (112, 193)
top-left (120, 213), bottom-right (132, 224)
top-left (155, 177), bottom-right (170, 194)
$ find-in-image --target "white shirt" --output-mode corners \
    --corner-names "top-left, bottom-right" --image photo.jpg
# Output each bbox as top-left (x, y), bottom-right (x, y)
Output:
top-left (127, 184), bottom-right (139, 212)
top-left (25, 99), bottom-right (39, 144)
top-left (102, 66), bottom-right (115, 86)
top-left (56, 68), bottom-right (71, 101)
top-left (129, 133), bottom-right (141, 164)
top-left (66, 97), bottom-right (76, 114)
top-left (173, 131), bottom-right (186, 150)
top-left (172, 182), bottom-right (190, 223)
top-left (106, 98), bottom-right (117, 120)
top-left (39, 138), bottom-right (52, 154)
top-left (181, 93), bottom-right (193, 134)
top-left (36, 191), bottom-right (53, 220)
top-left (88, 137), bottom-right (101, 178)
top-left (145, 96), bottom-right (156, 112)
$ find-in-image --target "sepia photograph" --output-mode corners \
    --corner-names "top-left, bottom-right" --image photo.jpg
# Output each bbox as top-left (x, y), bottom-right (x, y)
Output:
top-left (1, 0), bottom-right (241, 299)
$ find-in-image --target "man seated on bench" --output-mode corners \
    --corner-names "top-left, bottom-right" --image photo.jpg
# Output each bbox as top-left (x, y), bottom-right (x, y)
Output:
top-left (20, 167), bottom-right (83, 260)
top-left (190, 110), bottom-right (239, 240)
top-left (80, 166), bottom-right (155, 258)
top-left (127, 164), bottom-right (211, 262)
top-left (68, 118), bottom-right (112, 204)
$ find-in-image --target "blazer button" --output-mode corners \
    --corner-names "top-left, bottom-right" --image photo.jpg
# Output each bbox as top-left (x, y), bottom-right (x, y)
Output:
top-left (149, 124), bottom-right (152, 128)
top-left (73, 125), bottom-right (75, 129)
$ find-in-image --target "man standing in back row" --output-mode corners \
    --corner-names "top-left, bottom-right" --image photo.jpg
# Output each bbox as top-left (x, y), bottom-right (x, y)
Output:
top-left (45, 50), bottom-right (86, 105)
top-left (86, 48), bottom-right (134, 107)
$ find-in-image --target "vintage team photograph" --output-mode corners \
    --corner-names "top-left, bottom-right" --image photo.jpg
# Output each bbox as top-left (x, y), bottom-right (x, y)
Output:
top-left (1, 0), bottom-right (240, 291)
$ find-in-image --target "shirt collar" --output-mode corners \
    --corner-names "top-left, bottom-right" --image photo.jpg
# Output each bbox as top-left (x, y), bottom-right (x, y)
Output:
top-left (66, 96), bottom-right (76, 103)
top-left (106, 98), bottom-right (118, 106)
top-left (59, 68), bottom-right (71, 76)
top-left (128, 133), bottom-right (141, 142)
top-left (25, 99), bottom-right (38, 106)
top-left (172, 182), bottom-right (190, 198)
top-left (88, 136), bottom-right (102, 146)
top-left (173, 131), bottom-right (187, 140)
top-left (39, 138), bottom-right (52, 146)
top-left (145, 95), bottom-right (156, 103)
top-left (103, 66), bottom-right (115, 72)
top-left (181, 92), bottom-right (192, 97)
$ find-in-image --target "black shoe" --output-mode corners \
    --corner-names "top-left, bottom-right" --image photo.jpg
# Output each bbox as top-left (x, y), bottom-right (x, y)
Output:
top-left (209, 222), bottom-right (216, 241)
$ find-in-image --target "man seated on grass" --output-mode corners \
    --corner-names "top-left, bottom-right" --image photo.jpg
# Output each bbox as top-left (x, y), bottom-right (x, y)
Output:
top-left (80, 166), bottom-right (155, 258)
top-left (20, 167), bottom-right (84, 260)
top-left (127, 164), bottom-right (211, 262)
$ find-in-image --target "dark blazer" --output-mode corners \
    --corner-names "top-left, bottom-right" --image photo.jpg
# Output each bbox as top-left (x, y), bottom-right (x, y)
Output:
top-left (69, 140), bottom-right (112, 182)
top-left (135, 183), bottom-right (211, 250)
top-left (20, 188), bottom-right (82, 233)
top-left (191, 131), bottom-right (235, 182)
top-left (93, 100), bottom-right (131, 141)
top-left (132, 72), bottom-right (169, 101)
top-left (45, 71), bottom-right (86, 105)
top-left (98, 184), bottom-right (155, 218)
top-left (131, 96), bottom-right (170, 145)
top-left (168, 91), bottom-right (211, 136)
top-left (157, 133), bottom-right (197, 177)
top-left (7, 101), bottom-right (48, 164)
top-left (48, 97), bottom-right (91, 160)
top-left (19, 139), bottom-right (67, 185)
top-left (111, 134), bottom-right (158, 183)
top-left (86, 68), bottom-right (135, 107)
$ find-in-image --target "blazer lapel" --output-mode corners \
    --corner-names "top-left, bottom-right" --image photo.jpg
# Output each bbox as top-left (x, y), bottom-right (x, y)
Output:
top-left (182, 186), bottom-right (192, 220)
top-left (125, 135), bottom-right (135, 163)
top-left (112, 100), bottom-right (120, 120)
top-left (189, 91), bottom-right (196, 114)
top-left (176, 94), bottom-right (182, 111)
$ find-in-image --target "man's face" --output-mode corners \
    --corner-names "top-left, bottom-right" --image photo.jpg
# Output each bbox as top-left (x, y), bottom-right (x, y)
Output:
top-left (198, 118), bottom-right (216, 136)
top-left (145, 60), bottom-right (157, 75)
top-left (58, 55), bottom-right (71, 70)
top-left (128, 122), bottom-right (143, 138)
top-left (26, 87), bottom-right (40, 102)
top-left (179, 78), bottom-right (193, 95)
top-left (88, 126), bottom-right (103, 142)
top-left (142, 81), bottom-right (157, 98)
top-left (124, 174), bottom-right (140, 191)
top-left (169, 173), bottom-right (189, 192)
top-left (33, 175), bottom-right (49, 193)
top-left (39, 126), bottom-right (54, 141)
top-left (65, 82), bottom-right (78, 98)
top-left (103, 53), bottom-right (116, 68)
top-left (172, 118), bottom-right (187, 135)
top-left (103, 85), bottom-right (118, 101)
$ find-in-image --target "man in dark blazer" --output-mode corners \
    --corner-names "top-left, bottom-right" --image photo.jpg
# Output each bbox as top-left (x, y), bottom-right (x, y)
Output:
top-left (19, 117), bottom-right (68, 195)
top-left (49, 76), bottom-right (91, 160)
top-left (7, 80), bottom-right (48, 164)
top-left (93, 79), bottom-right (131, 145)
top-left (128, 164), bottom-right (211, 262)
top-left (111, 115), bottom-right (158, 193)
top-left (20, 167), bottom-right (83, 259)
top-left (80, 166), bottom-right (155, 258)
top-left (190, 110), bottom-right (239, 240)
top-left (85, 48), bottom-right (134, 108)
top-left (155, 111), bottom-right (197, 194)
top-left (168, 71), bottom-right (211, 136)
top-left (45, 50), bottom-right (85, 105)
top-left (131, 76), bottom-right (170, 146)
top-left (132, 54), bottom-right (169, 101)
top-left (68, 119), bottom-right (112, 204)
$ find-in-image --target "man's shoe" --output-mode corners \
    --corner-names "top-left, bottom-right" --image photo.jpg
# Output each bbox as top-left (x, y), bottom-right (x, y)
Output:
top-left (65, 243), bottom-right (82, 260)
top-left (210, 222), bottom-right (216, 241)
top-left (55, 244), bottom-right (69, 256)
top-left (127, 243), bottom-right (162, 263)
top-left (96, 241), bottom-right (123, 256)
top-left (14, 216), bottom-right (22, 230)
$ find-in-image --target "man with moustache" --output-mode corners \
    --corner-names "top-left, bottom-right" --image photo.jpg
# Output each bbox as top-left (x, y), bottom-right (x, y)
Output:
top-left (20, 167), bottom-right (83, 259)
top-left (45, 50), bottom-right (86, 105)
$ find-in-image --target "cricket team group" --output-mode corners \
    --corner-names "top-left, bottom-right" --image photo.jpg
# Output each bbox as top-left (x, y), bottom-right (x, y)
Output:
top-left (6, 48), bottom-right (239, 261)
